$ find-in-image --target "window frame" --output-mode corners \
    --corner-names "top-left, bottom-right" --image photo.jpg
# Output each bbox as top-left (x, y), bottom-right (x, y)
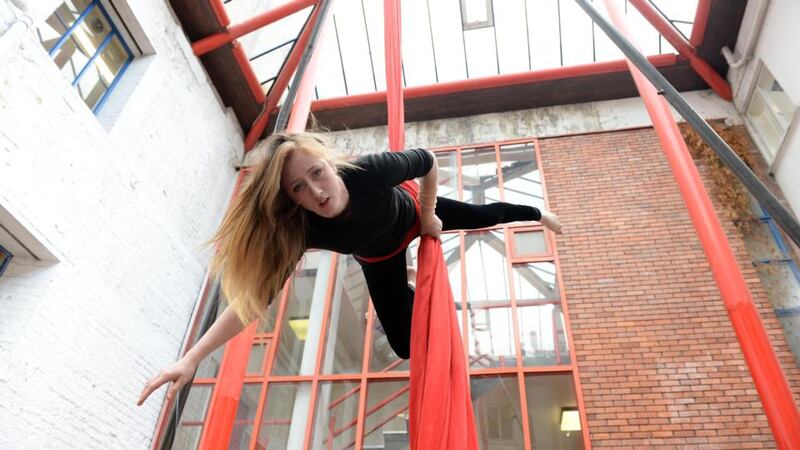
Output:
top-left (41, 0), bottom-right (136, 114)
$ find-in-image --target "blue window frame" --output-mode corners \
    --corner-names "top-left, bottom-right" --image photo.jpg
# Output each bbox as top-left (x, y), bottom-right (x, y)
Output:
top-left (39, 0), bottom-right (134, 114)
top-left (0, 246), bottom-right (12, 277)
top-left (751, 203), bottom-right (800, 319)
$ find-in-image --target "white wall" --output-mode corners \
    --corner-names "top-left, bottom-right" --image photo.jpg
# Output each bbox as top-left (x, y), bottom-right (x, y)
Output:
top-left (0, 0), bottom-right (243, 448)
top-left (728, 0), bottom-right (800, 218)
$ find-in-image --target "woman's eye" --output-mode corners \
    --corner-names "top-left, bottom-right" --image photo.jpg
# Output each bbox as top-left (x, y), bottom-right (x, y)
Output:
top-left (313, 168), bottom-right (322, 177)
top-left (293, 184), bottom-right (304, 193)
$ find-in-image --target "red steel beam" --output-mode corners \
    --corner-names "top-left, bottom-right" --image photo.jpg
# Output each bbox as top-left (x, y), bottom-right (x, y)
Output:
top-left (690, 0), bottom-right (712, 47)
top-left (193, 0), bottom-right (316, 56)
top-left (197, 321), bottom-right (258, 450)
top-left (384, 0), bottom-right (404, 151)
top-left (244, 2), bottom-right (323, 151)
top-left (310, 54), bottom-right (678, 112)
top-left (627, 0), bottom-right (731, 100)
top-left (601, 1), bottom-right (800, 448)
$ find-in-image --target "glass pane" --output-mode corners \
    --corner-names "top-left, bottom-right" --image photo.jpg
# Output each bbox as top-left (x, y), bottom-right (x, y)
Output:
top-left (272, 252), bottom-right (324, 376)
top-left (257, 291), bottom-right (282, 333)
top-left (437, 152), bottom-right (459, 200)
top-left (462, 148), bottom-right (501, 205)
top-left (170, 385), bottom-right (213, 450)
top-left (229, 384), bottom-right (263, 450)
top-left (247, 342), bottom-right (269, 375)
top-left (512, 262), bottom-right (559, 301)
top-left (369, 308), bottom-right (410, 372)
top-left (310, 381), bottom-right (361, 449)
top-left (518, 304), bottom-right (570, 366)
top-left (97, 34), bottom-right (128, 85)
top-left (757, 68), bottom-right (794, 128)
top-left (747, 93), bottom-right (782, 158)
top-left (470, 376), bottom-right (524, 449)
top-left (321, 256), bottom-right (369, 374)
top-left (76, 62), bottom-right (106, 109)
top-left (196, 344), bottom-right (225, 378)
top-left (499, 143), bottom-right (543, 209)
top-left (525, 374), bottom-right (585, 449)
top-left (257, 382), bottom-right (312, 450)
top-left (467, 305), bottom-right (516, 369)
top-left (513, 230), bottom-right (546, 256)
top-left (363, 380), bottom-right (410, 450)
top-left (756, 264), bottom-right (800, 311)
top-left (465, 231), bottom-right (509, 302)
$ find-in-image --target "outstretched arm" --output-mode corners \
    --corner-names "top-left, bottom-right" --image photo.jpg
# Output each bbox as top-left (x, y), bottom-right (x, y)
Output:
top-left (137, 306), bottom-right (251, 405)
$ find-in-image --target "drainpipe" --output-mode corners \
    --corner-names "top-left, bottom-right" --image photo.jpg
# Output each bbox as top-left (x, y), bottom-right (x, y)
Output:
top-left (722, 0), bottom-right (772, 105)
top-left (0, 0), bottom-right (33, 56)
top-left (721, 0), bottom-right (771, 70)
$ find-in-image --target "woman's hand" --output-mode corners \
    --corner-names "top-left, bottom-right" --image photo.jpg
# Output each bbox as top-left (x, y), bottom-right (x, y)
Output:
top-left (541, 210), bottom-right (562, 234)
top-left (137, 356), bottom-right (199, 406)
top-left (420, 214), bottom-right (443, 239)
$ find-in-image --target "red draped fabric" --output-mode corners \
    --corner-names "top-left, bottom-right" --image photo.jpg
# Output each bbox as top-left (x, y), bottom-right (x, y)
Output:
top-left (408, 236), bottom-right (479, 449)
top-left (382, 0), bottom-right (477, 447)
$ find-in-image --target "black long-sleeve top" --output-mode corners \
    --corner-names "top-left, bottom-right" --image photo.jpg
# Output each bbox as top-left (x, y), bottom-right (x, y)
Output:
top-left (305, 149), bottom-right (434, 258)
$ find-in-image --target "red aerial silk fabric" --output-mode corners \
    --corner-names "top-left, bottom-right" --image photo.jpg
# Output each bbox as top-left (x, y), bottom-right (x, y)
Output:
top-left (408, 236), bottom-right (479, 449)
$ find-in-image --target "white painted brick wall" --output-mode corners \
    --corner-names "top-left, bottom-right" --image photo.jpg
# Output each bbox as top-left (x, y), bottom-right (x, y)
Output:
top-left (0, 1), bottom-right (243, 448)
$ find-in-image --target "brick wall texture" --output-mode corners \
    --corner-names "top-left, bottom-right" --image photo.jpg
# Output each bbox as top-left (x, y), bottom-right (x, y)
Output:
top-left (540, 127), bottom-right (800, 449)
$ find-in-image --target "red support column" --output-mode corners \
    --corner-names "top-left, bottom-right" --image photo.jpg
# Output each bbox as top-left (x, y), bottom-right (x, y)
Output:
top-left (383, 0), bottom-right (404, 151)
top-left (690, 0), bottom-right (712, 47)
top-left (627, 0), bottom-right (731, 100)
top-left (193, 0), bottom-right (317, 56)
top-left (601, 1), bottom-right (800, 448)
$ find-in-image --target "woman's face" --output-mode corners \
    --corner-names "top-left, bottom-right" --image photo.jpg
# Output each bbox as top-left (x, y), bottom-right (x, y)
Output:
top-left (281, 150), bottom-right (348, 218)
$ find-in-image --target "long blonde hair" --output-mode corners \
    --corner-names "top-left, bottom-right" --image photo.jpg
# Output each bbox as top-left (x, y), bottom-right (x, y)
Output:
top-left (209, 132), bottom-right (356, 324)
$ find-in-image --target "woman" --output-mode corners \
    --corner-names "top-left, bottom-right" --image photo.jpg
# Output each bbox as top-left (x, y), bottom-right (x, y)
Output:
top-left (137, 132), bottom-right (561, 406)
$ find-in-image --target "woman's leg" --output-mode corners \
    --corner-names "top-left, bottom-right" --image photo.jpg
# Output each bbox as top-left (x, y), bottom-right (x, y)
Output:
top-left (436, 196), bottom-right (541, 231)
top-left (359, 251), bottom-right (414, 359)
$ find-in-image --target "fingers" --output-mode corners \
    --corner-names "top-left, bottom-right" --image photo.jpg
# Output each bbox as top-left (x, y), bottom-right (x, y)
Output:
top-left (137, 373), bottom-right (173, 406)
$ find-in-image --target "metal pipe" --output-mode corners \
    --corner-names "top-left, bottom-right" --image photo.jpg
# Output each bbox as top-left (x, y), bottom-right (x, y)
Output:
top-left (627, 0), bottom-right (731, 100)
top-left (721, 0), bottom-right (771, 71)
top-left (193, 0), bottom-right (316, 56)
top-left (578, 0), bottom-right (800, 447)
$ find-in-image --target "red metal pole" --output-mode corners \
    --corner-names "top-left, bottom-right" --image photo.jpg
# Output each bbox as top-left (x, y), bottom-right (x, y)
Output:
top-left (601, 1), bottom-right (800, 448)
top-left (690, 0), bottom-right (712, 47)
top-left (285, 10), bottom-right (330, 132)
top-left (244, 2), bottom-right (323, 151)
top-left (197, 321), bottom-right (258, 450)
top-left (193, 0), bottom-right (316, 56)
top-left (209, 0), bottom-right (231, 27)
top-left (627, 0), bottom-right (731, 100)
top-left (310, 54), bottom-right (678, 112)
top-left (384, 0), bottom-right (404, 151)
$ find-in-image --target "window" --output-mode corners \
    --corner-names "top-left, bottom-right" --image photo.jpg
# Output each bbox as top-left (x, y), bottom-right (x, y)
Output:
top-left (36, 1), bottom-right (135, 114)
top-left (746, 64), bottom-right (797, 164)
top-left (460, 0), bottom-right (494, 30)
top-left (743, 199), bottom-right (800, 365)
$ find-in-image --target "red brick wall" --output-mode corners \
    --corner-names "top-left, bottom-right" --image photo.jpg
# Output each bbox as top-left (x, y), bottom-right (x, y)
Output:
top-left (540, 128), bottom-right (800, 448)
